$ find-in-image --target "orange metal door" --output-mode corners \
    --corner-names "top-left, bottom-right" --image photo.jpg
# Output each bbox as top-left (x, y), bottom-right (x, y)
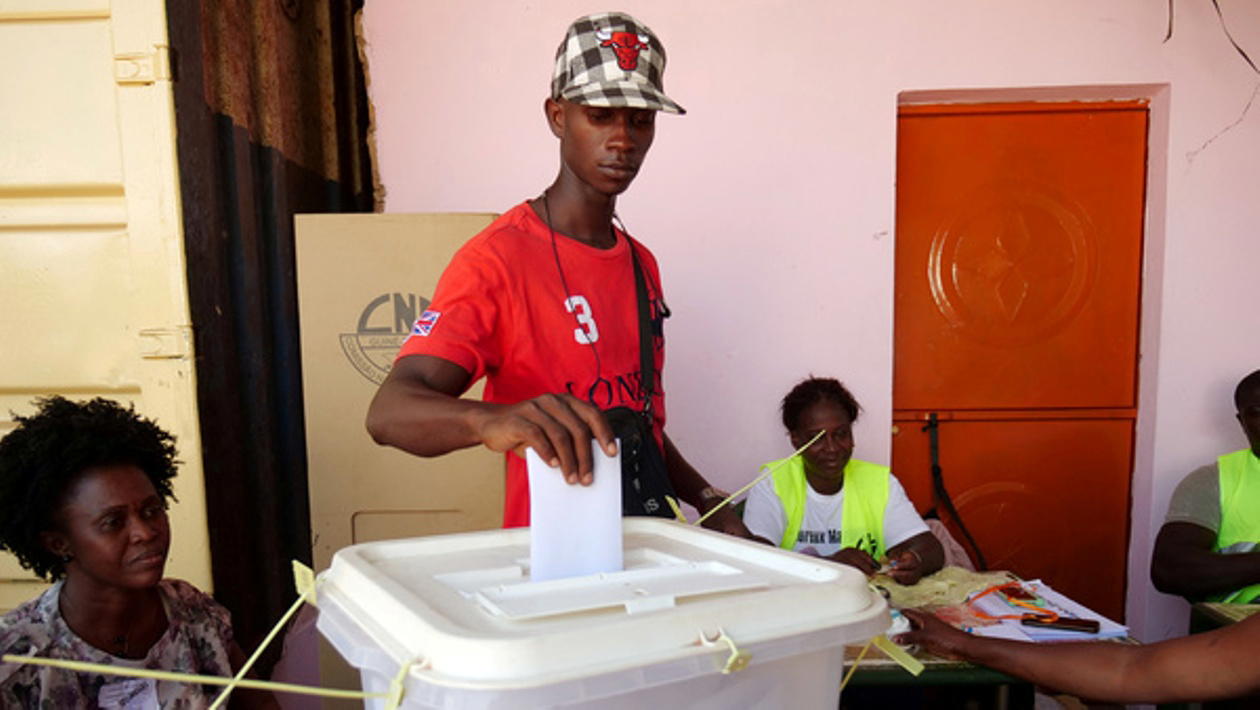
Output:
top-left (892, 101), bottom-right (1148, 621)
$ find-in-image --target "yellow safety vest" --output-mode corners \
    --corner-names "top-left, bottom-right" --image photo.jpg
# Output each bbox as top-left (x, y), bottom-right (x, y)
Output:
top-left (1215, 449), bottom-right (1260, 603)
top-left (765, 455), bottom-right (889, 557)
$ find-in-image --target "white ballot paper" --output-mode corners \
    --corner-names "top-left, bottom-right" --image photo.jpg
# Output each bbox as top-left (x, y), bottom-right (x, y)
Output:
top-left (526, 441), bottom-right (624, 581)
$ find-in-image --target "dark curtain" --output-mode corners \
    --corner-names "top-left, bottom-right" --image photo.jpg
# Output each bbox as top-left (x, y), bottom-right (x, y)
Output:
top-left (166, 0), bottom-right (373, 669)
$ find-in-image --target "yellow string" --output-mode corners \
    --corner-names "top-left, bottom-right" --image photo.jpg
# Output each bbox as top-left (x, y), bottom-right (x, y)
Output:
top-left (838, 638), bottom-right (873, 694)
top-left (692, 429), bottom-right (826, 527)
top-left (665, 495), bottom-right (688, 523)
top-left (209, 560), bottom-right (322, 708)
top-left (384, 655), bottom-right (417, 710)
top-left (1, 560), bottom-right (412, 704)
top-left (208, 590), bottom-right (310, 708)
top-left (872, 634), bottom-right (924, 676)
top-left (292, 559), bottom-right (317, 605)
top-left (0, 655), bottom-right (387, 700)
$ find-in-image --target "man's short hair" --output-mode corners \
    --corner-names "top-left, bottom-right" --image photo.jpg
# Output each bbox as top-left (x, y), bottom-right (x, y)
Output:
top-left (1236, 369), bottom-right (1260, 410)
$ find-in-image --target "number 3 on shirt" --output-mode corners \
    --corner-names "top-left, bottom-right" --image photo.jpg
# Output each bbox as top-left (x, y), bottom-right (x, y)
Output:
top-left (565, 295), bottom-right (600, 344)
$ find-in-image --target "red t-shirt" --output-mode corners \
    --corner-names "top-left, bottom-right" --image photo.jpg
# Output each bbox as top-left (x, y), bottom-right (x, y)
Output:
top-left (397, 201), bottom-right (667, 527)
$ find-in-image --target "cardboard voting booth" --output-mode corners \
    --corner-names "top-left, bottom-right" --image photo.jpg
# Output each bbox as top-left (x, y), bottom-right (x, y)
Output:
top-left (295, 212), bottom-right (505, 694)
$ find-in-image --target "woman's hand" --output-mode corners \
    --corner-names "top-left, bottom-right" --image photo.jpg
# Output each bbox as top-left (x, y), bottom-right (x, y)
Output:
top-left (828, 546), bottom-right (880, 575)
top-left (888, 548), bottom-right (927, 585)
top-left (885, 531), bottom-right (944, 585)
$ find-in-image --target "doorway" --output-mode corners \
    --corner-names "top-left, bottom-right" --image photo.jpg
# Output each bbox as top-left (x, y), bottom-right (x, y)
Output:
top-left (892, 100), bottom-right (1149, 621)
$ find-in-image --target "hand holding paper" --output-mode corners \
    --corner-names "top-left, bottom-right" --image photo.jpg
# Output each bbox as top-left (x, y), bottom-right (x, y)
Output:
top-left (475, 393), bottom-right (617, 484)
top-left (527, 441), bottom-right (623, 581)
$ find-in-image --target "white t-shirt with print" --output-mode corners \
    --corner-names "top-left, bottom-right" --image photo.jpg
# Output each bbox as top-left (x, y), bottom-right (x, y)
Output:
top-left (743, 469), bottom-right (929, 558)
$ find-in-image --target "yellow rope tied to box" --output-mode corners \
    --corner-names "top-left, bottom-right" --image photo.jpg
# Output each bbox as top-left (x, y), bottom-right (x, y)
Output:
top-left (0, 561), bottom-right (414, 708)
top-left (871, 634), bottom-right (923, 676)
top-left (839, 637), bottom-right (874, 693)
top-left (207, 561), bottom-right (322, 708)
top-left (837, 634), bottom-right (925, 695)
top-left (0, 657), bottom-right (384, 700)
top-left (673, 429), bottom-right (826, 528)
top-left (699, 628), bottom-right (751, 674)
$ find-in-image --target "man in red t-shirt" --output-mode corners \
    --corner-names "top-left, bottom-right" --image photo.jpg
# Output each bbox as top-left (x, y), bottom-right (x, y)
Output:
top-left (366, 12), bottom-right (749, 535)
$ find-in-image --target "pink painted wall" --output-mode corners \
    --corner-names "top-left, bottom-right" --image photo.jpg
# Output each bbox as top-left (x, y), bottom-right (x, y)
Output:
top-left (362, 0), bottom-right (1260, 641)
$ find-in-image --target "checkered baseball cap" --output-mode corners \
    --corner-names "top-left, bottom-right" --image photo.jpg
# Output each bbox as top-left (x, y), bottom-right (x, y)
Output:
top-left (551, 12), bottom-right (685, 115)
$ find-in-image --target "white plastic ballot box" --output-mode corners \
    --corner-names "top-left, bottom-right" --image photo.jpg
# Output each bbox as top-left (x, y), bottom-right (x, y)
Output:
top-left (316, 518), bottom-right (889, 709)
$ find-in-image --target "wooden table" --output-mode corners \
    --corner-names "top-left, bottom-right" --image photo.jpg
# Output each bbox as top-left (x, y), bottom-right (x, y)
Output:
top-left (841, 642), bottom-right (1035, 709)
top-left (1189, 602), bottom-right (1260, 634)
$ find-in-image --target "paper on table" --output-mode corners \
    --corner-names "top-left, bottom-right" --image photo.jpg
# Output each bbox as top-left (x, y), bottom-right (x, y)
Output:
top-left (969, 622), bottom-right (1034, 642)
top-left (526, 441), bottom-right (623, 582)
top-left (1019, 581), bottom-right (1128, 640)
top-left (968, 579), bottom-right (1128, 641)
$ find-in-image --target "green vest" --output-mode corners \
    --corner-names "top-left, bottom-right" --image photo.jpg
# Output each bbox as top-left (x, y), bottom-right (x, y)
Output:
top-left (764, 455), bottom-right (890, 557)
top-left (1215, 449), bottom-right (1260, 603)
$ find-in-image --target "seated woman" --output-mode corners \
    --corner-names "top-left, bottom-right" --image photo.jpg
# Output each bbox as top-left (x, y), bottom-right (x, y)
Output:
top-left (743, 377), bottom-right (945, 584)
top-left (0, 396), bottom-right (273, 708)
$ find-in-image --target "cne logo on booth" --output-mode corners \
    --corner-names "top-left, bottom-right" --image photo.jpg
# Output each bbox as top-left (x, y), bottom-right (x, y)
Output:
top-left (340, 292), bottom-right (429, 384)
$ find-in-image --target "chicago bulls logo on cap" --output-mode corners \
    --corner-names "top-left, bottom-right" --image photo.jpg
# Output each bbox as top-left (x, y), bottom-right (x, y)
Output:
top-left (595, 28), bottom-right (650, 70)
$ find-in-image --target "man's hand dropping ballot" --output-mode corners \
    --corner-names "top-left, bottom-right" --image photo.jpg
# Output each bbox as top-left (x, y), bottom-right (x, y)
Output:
top-left (527, 441), bottom-right (624, 581)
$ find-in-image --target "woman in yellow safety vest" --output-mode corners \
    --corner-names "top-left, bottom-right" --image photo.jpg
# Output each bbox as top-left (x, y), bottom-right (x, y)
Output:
top-left (743, 377), bottom-right (944, 585)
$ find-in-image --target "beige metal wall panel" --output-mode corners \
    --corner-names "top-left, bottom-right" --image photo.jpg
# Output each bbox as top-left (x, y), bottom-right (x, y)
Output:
top-left (0, 0), bottom-right (210, 611)
top-left (0, 20), bottom-right (122, 185)
top-left (0, 1), bottom-right (109, 21)
top-left (0, 184), bottom-right (128, 229)
top-left (295, 213), bottom-right (505, 573)
top-left (0, 231), bottom-right (134, 382)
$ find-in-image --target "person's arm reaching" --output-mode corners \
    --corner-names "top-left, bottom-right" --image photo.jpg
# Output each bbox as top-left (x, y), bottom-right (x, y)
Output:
top-left (662, 433), bottom-right (752, 537)
top-left (366, 354), bottom-right (616, 484)
top-left (897, 609), bottom-right (1260, 704)
top-left (1150, 522), bottom-right (1260, 601)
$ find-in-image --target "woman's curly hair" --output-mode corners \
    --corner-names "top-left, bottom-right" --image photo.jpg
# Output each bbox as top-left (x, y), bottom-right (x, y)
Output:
top-left (0, 396), bottom-right (179, 580)
top-left (781, 376), bottom-right (862, 432)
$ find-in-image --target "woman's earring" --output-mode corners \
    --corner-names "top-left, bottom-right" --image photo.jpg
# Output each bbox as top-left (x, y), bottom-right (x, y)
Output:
top-left (60, 553), bottom-right (73, 563)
